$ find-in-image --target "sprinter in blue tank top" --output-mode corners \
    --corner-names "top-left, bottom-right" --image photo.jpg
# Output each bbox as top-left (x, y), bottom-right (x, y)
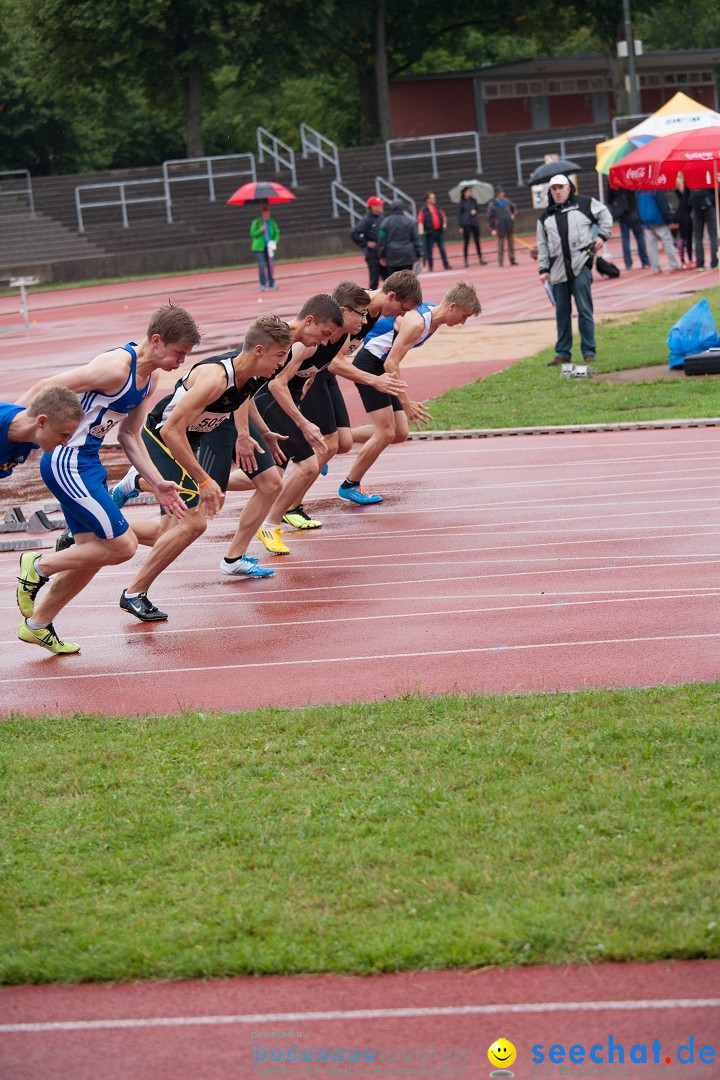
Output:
top-left (14, 303), bottom-right (201, 654)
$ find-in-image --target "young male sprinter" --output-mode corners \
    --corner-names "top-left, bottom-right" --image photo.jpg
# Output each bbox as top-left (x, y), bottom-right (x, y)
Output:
top-left (115, 316), bottom-right (294, 619)
top-left (246, 294), bottom-right (345, 555)
top-left (340, 282), bottom-right (481, 504)
top-left (280, 274), bottom-right (422, 530)
top-left (1, 387), bottom-right (83, 478)
top-left (256, 282), bottom-right (404, 538)
top-left (14, 304), bottom-right (198, 653)
top-left (116, 297), bottom-right (343, 569)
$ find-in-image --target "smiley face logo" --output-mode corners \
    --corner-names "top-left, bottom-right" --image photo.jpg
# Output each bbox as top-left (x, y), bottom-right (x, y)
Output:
top-left (488, 1039), bottom-right (517, 1071)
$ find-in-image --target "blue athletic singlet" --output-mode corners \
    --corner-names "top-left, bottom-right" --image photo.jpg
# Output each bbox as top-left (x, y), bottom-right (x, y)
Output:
top-left (0, 403), bottom-right (36, 478)
top-left (40, 344), bottom-right (153, 539)
top-left (362, 303), bottom-right (435, 361)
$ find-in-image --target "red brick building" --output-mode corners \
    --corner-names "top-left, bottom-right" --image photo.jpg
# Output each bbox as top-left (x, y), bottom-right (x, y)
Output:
top-left (389, 51), bottom-right (720, 138)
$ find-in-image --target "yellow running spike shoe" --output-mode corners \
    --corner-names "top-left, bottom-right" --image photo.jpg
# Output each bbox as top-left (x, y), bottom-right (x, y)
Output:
top-left (282, 505), bottom-right (322, 530)
top-left (255, 526), bottom-right (290, 555)
top-left (18, 620), bottom-right (80, 654)
top-left (17, 551), bottom-right (46, 617)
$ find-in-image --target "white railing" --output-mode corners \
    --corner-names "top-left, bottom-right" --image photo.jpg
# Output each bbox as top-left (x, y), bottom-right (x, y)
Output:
top-left (375, 178), bottom-right (416, 218)
top-left (75, 178), bottom-right (168, 233)
top-left (300, 124), bottom-right (341, 182)
top-left (515, 134), bottom-right (608, 186)
top-left (611, 112), bottom-right (650, 136)
top-left (0, 170), bottom-right (35, 219)
top-left (330, 181), bottom-right (366, 227)
top-left (161, 154), bottom-right (256, 223)
top-left (257, 127), bottom-right (297, 188)
top-left (385, 131), bottom-right (482, 183)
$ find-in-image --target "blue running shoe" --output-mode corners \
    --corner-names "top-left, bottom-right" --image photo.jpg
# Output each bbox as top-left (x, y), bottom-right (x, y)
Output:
top-left (220, 556), bottom-right (275, 578)
top-left (320, 464), bottom-right (329, 476)
top-left (112, 467), bottom-right (140, 509)
top-left (338, 483), bottom-right (382, 505)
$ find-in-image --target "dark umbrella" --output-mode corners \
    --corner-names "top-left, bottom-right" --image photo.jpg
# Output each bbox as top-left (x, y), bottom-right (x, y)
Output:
top-left (227, 181), bottom-right (296, 205)
top-left (527, 159), bottom-right (583, 186)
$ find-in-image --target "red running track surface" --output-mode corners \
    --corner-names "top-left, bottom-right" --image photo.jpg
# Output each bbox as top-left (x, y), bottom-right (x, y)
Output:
top-left (3, 426), bottom-right (720, 717)
top-left (0, 960), bottom-right (718, 1080)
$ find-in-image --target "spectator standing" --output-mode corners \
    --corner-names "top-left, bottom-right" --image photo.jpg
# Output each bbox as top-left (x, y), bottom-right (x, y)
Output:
top-left (636, 190), bottom-right (682, 274)
top-left (351, 196), bottom-right (386, 289)
top-left (250, 204), bottom-right (279, 291)
top-left (688, 187), bottom-right (718, 271)
top-left (457, 186), bottom-right (487, 266)
top-left (417, 192), bottom-right (451, 271)
top-left (537, 174), bottom-right (612, 366)
top-left (487, 186), bottom-right (518, 266)
top-left (673, 181), bottom-right (694, 266)
top-left (608, 187), bottom-right (650, 270)
top-left (378, 200), bottom-right (423, 276)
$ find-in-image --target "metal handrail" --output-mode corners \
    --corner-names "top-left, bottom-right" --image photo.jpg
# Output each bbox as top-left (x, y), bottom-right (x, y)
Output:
top-left (330, 181), bottom-right (366, 227)
top-left (300, 124), bottom-right (341, 182)
top-left (0, 170), bottom-right (36, 219)
top-left (515, 134), bottom-right (608, 186)
top-left (161, 154), bottom-right (256, 223)
top-left (375, 178), bottom-right (416, 218)
top-left (385, 131), bottom-right (482, 183)
top-left (611, 112), bottom-right (650, 136)
top-left (75, 178), bottom-right (168, 233)
top-left (256, 127), bottom-right (297, 188)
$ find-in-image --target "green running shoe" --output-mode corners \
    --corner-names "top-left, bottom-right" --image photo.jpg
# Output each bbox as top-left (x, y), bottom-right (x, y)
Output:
top-left (18, 620), bottom-right (80, 654)
top-left (17, 551), bottom-right (46, 618)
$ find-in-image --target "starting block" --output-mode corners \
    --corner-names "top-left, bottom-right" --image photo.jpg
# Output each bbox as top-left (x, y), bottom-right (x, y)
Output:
top-left (561, 363), bottom-right (592, 379)
top-left (27, 509), bottom-right (65, 532)
top-left (0, 507), bottom-right (29, 533)
top-left (0, 538), bottom-right (51, 552)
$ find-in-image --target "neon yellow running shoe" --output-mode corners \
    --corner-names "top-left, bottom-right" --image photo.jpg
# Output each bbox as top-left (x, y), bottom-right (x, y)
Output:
top-left (256, 526), bottom-right (290, 555)
top-left (18, 620), bottom-right (80, 654)
top-left (17, 551), bottom-right (46, 617)
top-left (282, 505), bottom-right (322, 530)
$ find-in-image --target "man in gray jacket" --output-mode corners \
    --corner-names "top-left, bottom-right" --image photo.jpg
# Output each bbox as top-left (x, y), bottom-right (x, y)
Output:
top-left (378, 200), bottom-right (423, 276)
top-left (537, 174), bottom-right (612, 366)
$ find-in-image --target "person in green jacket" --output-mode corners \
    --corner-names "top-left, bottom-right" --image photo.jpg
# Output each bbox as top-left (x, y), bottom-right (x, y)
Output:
top-left (250, 204), bottom-right (280, 291)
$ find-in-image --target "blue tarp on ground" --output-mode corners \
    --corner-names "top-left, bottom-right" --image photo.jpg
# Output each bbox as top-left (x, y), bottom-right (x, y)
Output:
top-left (667, 298), bottom-right (719, 368)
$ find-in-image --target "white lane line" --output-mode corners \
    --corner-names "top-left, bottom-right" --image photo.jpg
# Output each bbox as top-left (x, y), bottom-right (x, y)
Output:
top-left (2, 998), bottom-right (718, 1033)
top-left (4, 631), bottom-right (720, 686)
top-left (3, 589), bottom-right (717, 648)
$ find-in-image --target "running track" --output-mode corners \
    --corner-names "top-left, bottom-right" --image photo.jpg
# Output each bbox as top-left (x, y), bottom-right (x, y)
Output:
top-left (3, 426), bottom-right (720, 715)
top-left (1, 961), bottom-right (718, 1079)
top-left (2, 248), bottom-right (719, 1078)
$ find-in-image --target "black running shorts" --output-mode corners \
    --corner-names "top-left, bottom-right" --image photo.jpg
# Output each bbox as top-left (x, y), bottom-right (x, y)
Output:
top-left (352, 348), bottom-right (404, 415)
top-left (253, 387), bottom-right (316, 464)
top-left (198, 416), bottom-right (275, 487)
top-left (300, 370), bottom-right (350, 434)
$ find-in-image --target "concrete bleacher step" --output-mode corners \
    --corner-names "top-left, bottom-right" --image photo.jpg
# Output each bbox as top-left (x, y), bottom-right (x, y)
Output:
top-left (1, 123), bottom-right (606, 282)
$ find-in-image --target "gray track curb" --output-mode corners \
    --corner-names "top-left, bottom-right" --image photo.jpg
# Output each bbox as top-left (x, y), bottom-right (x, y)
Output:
top-left (409, 417), bottom-right (720, 440)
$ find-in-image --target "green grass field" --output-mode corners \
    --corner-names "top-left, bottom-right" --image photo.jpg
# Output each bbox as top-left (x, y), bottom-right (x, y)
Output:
top-left (429, 286), bottom-right (720, 430)
top-left (2, 688), bottom-right (719, 984)
top-left (3, 284), bottom-right (720, 985)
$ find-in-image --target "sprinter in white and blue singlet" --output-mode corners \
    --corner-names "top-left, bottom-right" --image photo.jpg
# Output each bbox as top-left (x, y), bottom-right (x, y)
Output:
top-left (294, 271), bottom-right (423, 522)
top-left (13, 304), bottom-right (199, 654)
top-left (340, 282), bottom-right (481, 505)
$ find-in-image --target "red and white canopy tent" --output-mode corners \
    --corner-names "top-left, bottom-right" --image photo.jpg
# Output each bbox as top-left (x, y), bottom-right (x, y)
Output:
top-left (609, 126), bottom-right (720, 279)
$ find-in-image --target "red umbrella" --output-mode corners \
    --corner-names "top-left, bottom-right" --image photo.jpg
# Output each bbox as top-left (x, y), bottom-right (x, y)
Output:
top-left (227, 181), bottom-right (296, 205)
top-left (608, 126), bottom-right (720, 190)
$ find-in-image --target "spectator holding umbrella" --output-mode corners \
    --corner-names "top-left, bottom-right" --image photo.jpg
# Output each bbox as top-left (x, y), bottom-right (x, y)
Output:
top-left (250, 203), bottom-right (280, 291)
